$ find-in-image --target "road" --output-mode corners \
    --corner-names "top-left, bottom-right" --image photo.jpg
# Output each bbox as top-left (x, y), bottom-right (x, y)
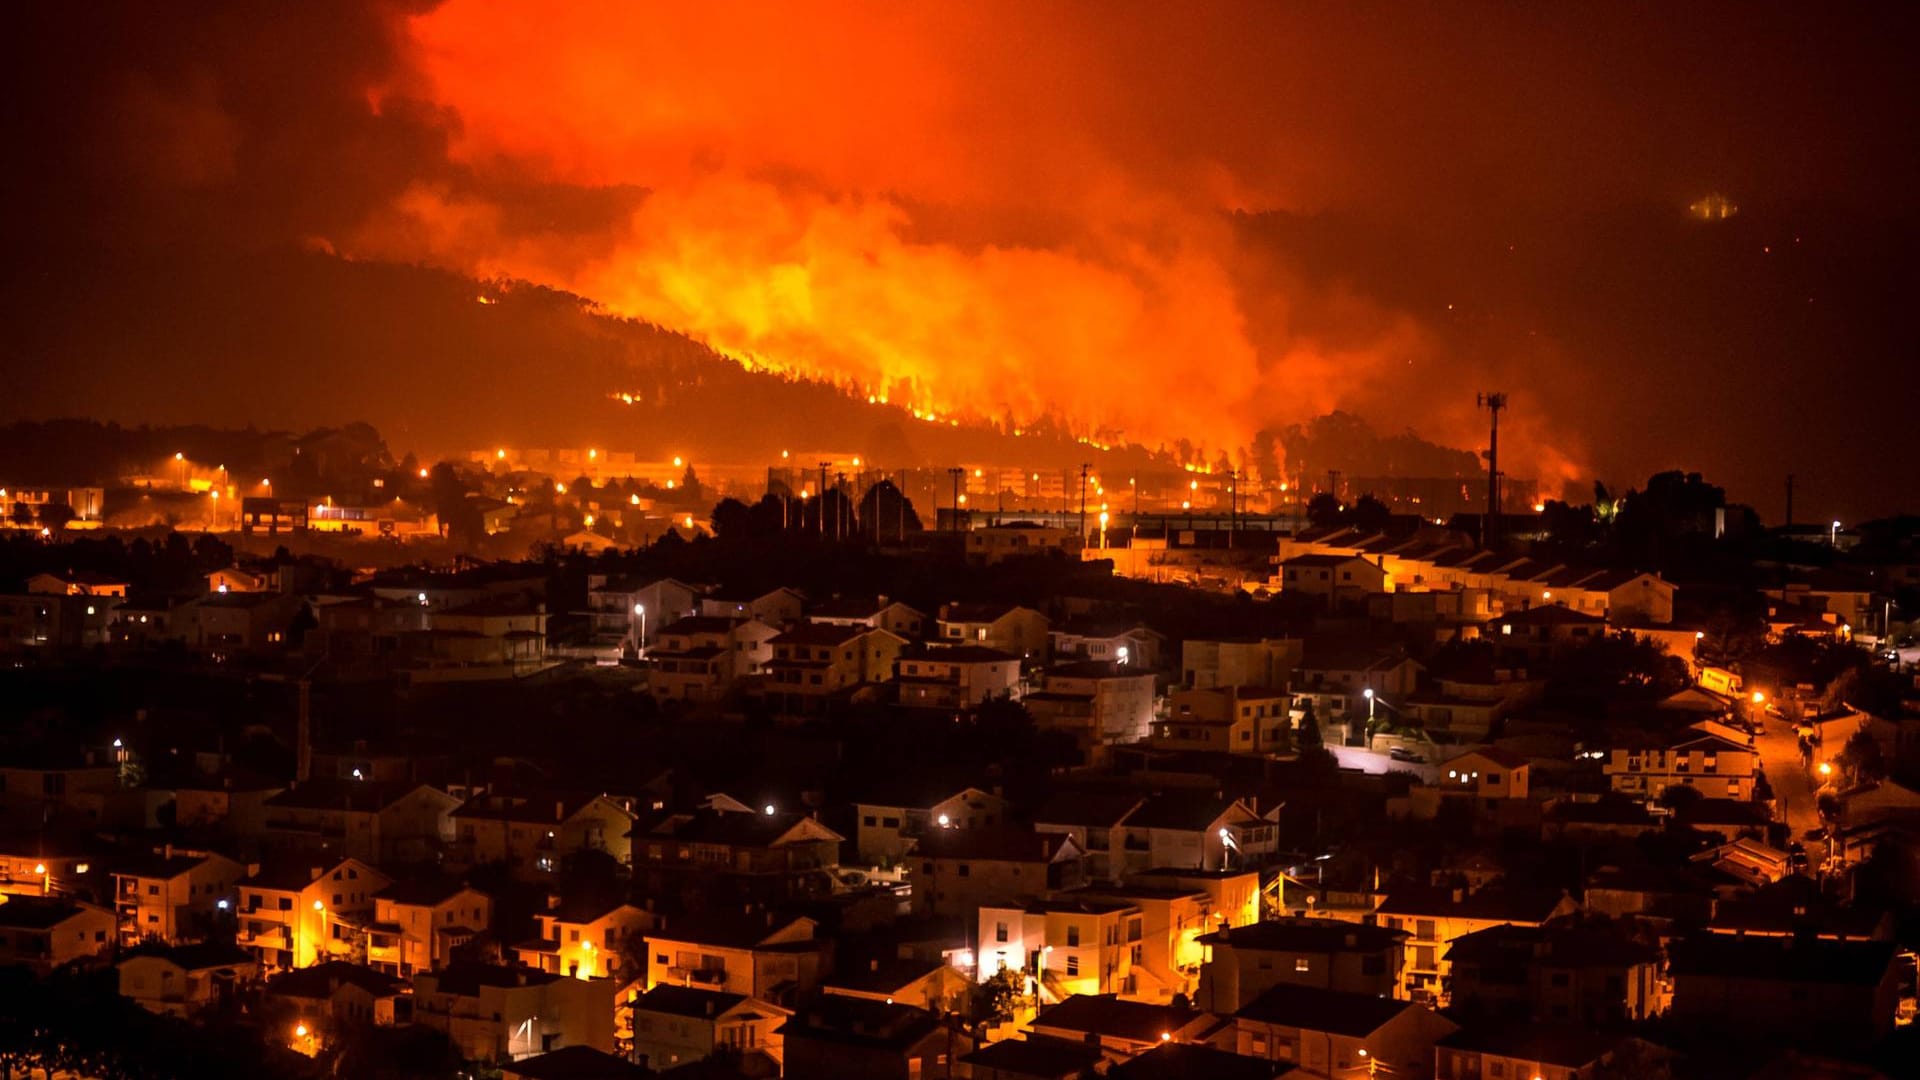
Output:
top-left (1753, 710), bottom-right (1819, 845)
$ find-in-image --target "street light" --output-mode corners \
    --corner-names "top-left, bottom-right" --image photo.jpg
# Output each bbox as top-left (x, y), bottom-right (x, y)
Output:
top-left (1831, 520), bottom-right (1842, 546)
top-left (1364, 687), bottom-right (1375, 722)
top-left (1818, 762), bottom-right (1834, 779)
top-left (633, 603), bottom-right (647, 657)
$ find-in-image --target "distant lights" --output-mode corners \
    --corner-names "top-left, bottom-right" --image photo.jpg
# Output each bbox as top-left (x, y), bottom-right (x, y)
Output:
top-left (419, 468), bottom-right (429, 478)
top-left (497, 449), bottom-right (506, 459)
top-left (764, 804), bottom-right (776, 816)
top-left (630, 494), bottom-right (640, 505)
top-left (673, 456), bottom-right (684, 467)
top-left (174, 452), bottom-right (184, 461)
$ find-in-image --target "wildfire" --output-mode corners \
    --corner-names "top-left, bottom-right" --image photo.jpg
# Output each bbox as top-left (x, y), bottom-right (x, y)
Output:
top-left (342, 1), bottom-right (1585, 484)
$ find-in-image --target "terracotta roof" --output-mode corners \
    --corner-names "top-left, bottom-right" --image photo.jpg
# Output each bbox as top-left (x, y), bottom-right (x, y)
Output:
top-left (1033, 994), bottom-right (1199, 1043)
top-left (1235, 983), bottom-right (1415, 1037)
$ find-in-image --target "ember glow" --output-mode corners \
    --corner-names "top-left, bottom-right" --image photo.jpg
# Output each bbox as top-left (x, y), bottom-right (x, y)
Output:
top-left (348, 2), bottom-right (1562, 473)
top-left (5, 2), bottom-right (1913, 516)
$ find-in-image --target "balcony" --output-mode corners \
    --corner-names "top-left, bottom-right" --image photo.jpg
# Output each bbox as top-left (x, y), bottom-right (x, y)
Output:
top-left (667, 966), bottom-right (727, 987)
top-left (237, 922), bottom-right (292, 950)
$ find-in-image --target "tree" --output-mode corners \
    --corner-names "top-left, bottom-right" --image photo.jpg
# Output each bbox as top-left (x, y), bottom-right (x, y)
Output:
top-left (37, 501), bottom-right (75, 531)
top-left (709, 497), bottom-right (752, 540)
top-left (980, 967), bottom-right (1028, 1023)
top-left (1349, 493), bottom-right (1391, 530)
top-left (1306, 492), bottom-right (1343, 528)
top-left (1837, 727), bottom-right (1887, 787)
top-left (1658, 783), bottom-right (1705, 812)
top-left (858, 479), bottom-right (922, 539)
top-left (747, 494), bottom-right (789, 537)
top-left (7, 503), bottom-right (30, 528)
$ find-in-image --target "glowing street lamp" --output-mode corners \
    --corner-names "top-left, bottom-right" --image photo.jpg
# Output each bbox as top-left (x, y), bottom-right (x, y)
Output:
top-left (1818, 761), bottom-right (1834, 780)
top-left (633, 604), bottom-right (647, 657)
top-left (1831, 520), bottom-right (1842, 547)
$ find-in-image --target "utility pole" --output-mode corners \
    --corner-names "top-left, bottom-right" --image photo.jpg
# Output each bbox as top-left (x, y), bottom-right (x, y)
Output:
top-left (1078, 463), bottom-right (1092, 544)
top-left (1477, 391), bottom-right (1507, 549)
top-left (947, 467), bottom-right (965, 532)
top-left (817, 462), bottom-right (830, 537)
top-left (1228, 468), bottom-right (1239, 548)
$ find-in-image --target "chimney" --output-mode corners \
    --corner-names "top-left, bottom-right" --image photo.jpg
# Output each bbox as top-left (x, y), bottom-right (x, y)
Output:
top-left (869, 958), bottom-right (880, 972)
top-left (1451, 887), bottom-right (1464, 903)
top-left (705, 1000), bottom-right (716, 1016)
top-left (163, 843), bottom-right (174, 860)
top-left (555, 800), bottom-right (565, 821)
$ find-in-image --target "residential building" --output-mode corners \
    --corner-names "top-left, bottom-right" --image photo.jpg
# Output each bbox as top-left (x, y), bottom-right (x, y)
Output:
top-left (0, 750), bottom-right (120, 820)
top-left (628, 984), bottom-right (790, 1075)
top-left (267, 960), bottom-right (413, 1037)
top-left (1049, 619), bottom-right (1165, 670)
top-left (1435, 748), bottom-right (1532, 804)
top-left (1435, 1026), bottom-right (1650, 1080)
top-left (641, 909), bottom-right (829, 1006)
top-left (824, 956), bottom-right (972, 1015)
top-left (894, 645), bottom-right (1023, 708)
top-left (965, 522), bottom-right (1080, 565)
top-left (1181, 638), bottom-right (1302, 691)
top-left (1061, 881), bottom-right (1218, 1003)
top-left (256, 780), bottom-right (460, 865)
top-left (1025, 661), bottom-right (1158, 760)
top-left (700, 587), bottom-right (806, 628)
top-left (1032, 791), bottom-right (1146, 885)
top-left (450, 790), bottom-right (636, 879)
top-left (764, 623), bottom-right (907, 715)
top-left (180, 591), bottom-right (304, 653)
top-left (779, 997), bottom-right (971, 1080)
top-left (1277, 554), bottom-right (1388, 609)
top-left (0, 896), bottom-right (116, 973)
top-left (1114, 793), bottom-right (1276, 880)
top-left (1603, 730), bottom-right (1758, 801)
top-left (852, 783), bottom-right (1010, 866)
top-left (977, 897), bottom-right (1142, 1001)
top-left (516, 897), bottom-right (660, 980)
top-left (1109, 1043), bottom-right (1294, 1080)
top-left (0, 592), bottom-right (116, 650)
top-left (912, 828), bottom-right (1086, 919)
top-left (1156, 686), bottom-right (1293, 755)
top-left (647, 616), bottom-right (780, 702)
top-left (935, 603), bottom-right (1050, 659)
top-left (1370, 885), bottom-right (1580, 1002)
top-left (1667, 935), bottom-right (1900, 1044)
top-left (111, 849), bottom-right (246, 946)
top-left (633, 809), bottom-right (844, 901)
top-left (117, 941), bottom-right (258, 1016)
top-left (1445, 921), bottom-right (1662, 1025)
top-left (805, 595), bottom-right (928, 638)
top-left (1196, 918), bottom-right (1408, 1012)
top-left (1485, 606), bottom-right (1607, 663)
top-left (960, 1034), bottom-right (1105, 1080)
top-left (585, 575), bottom-right (699, 650)
top-left (1027, 994), bottom-right (1213, 1061)
top-left (1233, 983), bottom-right (1460, 1080)
top-left (236, 857), bottom-right (393, 973)
top-left (366, 878), bottom-right (492, 977)
top-left (414, 963), bottom-right (617, 1062)
top-left (504, 1047), bottom-right (653, 1080)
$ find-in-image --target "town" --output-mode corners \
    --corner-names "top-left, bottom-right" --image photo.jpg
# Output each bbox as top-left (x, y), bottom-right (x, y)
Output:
top-left (0, 419), bottom-right (1915, 1080)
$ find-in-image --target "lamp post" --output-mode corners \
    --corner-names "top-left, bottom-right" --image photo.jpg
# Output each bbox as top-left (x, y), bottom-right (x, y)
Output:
top-left (1831, 520), bottom-right (1842, 547)
top-left (634, 603), bottom-right (647, 659)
